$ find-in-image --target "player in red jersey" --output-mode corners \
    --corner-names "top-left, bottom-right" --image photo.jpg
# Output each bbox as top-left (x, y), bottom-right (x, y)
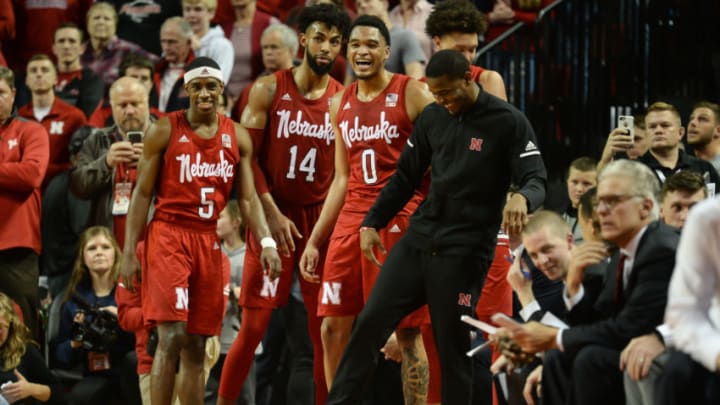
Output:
top-left (120, 57), bottom-right (281, 405)
top-left (18, 54), bottom-right (87, 186)
top-left (217, 4), bottom-right (351, 405)
top-left (299, 15), bottom-right (435, 403)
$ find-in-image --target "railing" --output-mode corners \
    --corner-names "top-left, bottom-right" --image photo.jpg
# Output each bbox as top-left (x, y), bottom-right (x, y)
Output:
top-left (474, 0), bottom-right (720, 179)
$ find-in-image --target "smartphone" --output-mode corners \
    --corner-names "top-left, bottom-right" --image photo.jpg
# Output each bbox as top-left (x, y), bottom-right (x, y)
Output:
top-left (491, 313), bottom-right (523, 330)
top-left (618, 115), bottom-right (634, 139)
top-left (127, 131), bottom-right (143, 144)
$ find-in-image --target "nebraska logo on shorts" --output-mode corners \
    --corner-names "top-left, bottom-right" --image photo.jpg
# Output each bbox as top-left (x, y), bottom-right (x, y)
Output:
top-left (321, 282), bottom-right (341, 305)
top-left (175, 287), bottom-right (189, 310)
top-left (260, 275), bottom-right (279, 298)
top-left (458, 293), bottom-right (472, 307)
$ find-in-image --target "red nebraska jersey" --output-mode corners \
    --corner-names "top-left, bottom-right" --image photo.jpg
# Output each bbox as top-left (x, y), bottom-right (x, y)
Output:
top-left (153, 111), bottom-right (240, 228)
top-left (259, 68), bottom-right (342, 205)
top-left (18, 98), bottom-right (87, 183)
top-left (333, 74), bottom-right (424, 236)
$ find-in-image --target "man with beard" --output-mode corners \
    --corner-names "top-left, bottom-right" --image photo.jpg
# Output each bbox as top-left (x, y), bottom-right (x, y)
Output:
top-left (687, 101), bottom-right (720, 173)
top-left (217, 5), bottom-right (350, 405)
top-left (70, 76), bottom-right (149, 248)
top-left (299, 15), bottom-right (435, 404)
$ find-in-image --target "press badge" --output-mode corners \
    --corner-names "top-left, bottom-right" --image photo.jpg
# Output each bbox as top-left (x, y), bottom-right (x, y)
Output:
top-left (88, 351), bottom-right (111, 372)
top-left (112, 182), bottom-right (132, 215)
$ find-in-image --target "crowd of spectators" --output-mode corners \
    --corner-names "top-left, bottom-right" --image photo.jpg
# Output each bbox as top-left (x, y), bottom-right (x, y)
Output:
top-left (1, 1), bottom-right (719, 405)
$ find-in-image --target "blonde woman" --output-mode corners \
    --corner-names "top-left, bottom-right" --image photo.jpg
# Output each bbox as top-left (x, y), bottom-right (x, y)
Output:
top-left (0, 292), bottom-right (65, 404)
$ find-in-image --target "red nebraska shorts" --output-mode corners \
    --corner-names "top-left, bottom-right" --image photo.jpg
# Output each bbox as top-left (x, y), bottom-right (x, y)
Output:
top-left (142, 220), bottom-right (225, 336)
top-left (318, 215), bottom-right (429, 328)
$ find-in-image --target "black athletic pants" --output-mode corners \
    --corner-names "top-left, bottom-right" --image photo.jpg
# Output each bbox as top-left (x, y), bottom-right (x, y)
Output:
top-left (327, 237), bottom-right (491, 405)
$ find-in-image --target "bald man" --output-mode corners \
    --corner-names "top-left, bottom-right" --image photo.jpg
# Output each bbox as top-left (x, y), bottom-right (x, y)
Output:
top-left (70, 76), bottom-right (151, 247)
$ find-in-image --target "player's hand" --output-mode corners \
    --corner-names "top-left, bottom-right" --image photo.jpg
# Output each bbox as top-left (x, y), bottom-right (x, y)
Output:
top-left (360, 228), bottom-right (385, 269)
top-left (267, 211), bottom-right (302, 257)
top-left (299, 244), bottom-right (321, 283)
top-left (565, 241), bottom-right (609, 297)
top-left (261, 247), bottom-right (282, 280)
top-left (502, 193), bottom-right (529, 236)
top-left (523, 365), bottom-right (543, 405)
top-left (619, 333), bottom-right (664, 381)
top-left (381, 333), bottom-right (403, 363)
top-left (105, 141), bottom-right (136, 168)
top-left (120, 251), bottom-right (141, 293)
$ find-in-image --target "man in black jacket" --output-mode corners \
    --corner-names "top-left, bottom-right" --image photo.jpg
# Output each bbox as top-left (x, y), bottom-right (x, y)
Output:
top-left (326, 50), bottom-right (547, 405)
top-left (509, 159), bottom-right (679, 405)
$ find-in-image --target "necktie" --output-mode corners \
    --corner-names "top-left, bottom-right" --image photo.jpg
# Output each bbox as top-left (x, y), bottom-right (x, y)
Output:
top-left (614, 253), bottom-right (627, 304)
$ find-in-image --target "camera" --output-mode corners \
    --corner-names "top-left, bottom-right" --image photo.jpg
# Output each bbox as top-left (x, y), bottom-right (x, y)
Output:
top-left (70, 294), bottom-right (120, 352)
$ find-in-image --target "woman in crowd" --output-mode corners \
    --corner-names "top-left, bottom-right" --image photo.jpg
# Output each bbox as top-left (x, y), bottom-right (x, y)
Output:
top-left (52, 226), bottom-right (137, 405)
top-left (0, 292), bottom-right (65, 404)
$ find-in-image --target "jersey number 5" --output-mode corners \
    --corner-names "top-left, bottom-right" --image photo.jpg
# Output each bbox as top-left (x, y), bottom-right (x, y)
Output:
top-left (287, 145), bottom-right (317, 182)
top-left (199, 187), bottom-right (215, 219)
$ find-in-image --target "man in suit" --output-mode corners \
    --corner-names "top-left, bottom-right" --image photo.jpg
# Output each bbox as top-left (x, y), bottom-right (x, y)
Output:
top-left (506, 159), bottom-right (679, 405)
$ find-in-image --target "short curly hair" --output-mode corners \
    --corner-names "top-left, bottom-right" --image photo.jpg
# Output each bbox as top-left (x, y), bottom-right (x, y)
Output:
top-left (425, 0), bottom-right (488, 38)
top-left (297, 3), bottom-right (351, 39)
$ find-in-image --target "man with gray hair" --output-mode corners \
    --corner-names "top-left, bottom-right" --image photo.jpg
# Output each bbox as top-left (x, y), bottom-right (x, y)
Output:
top-left (232, 23), bottom-right (298, 120)
top-left (154, 17), bottom-right (195, 113)
top-left (508, 159), bottom-right (680, 405)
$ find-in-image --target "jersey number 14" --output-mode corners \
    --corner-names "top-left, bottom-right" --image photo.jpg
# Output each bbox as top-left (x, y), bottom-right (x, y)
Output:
top-left (286, 145), bottom-right (317, 182)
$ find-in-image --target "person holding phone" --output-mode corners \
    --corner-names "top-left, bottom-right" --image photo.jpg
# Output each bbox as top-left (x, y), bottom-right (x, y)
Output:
top-left (597, 113), bottom-right (650, 171)
top-left (70, 76), bottom-right (152, 248)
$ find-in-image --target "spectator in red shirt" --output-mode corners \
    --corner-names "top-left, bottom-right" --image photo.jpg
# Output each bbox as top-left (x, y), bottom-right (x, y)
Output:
top-left (81, 2), bottom-right (160, 91)
top-left (6, 0), bottom-right (92, 72)
top-left (19, 54), bottom-right (88, 186)
top-left (0, 66), bottom-right (50, 338)
top-left (0, 1), bottom-right (14, 67)
top-left (53, 23), bottom-right (105, 119)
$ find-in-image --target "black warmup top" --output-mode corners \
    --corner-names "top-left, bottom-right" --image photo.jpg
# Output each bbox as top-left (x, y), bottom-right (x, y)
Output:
top-left (362, 88), bottom-right (547, 257)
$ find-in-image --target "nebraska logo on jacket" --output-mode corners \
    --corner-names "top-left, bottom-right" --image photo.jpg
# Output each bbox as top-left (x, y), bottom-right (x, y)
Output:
top-left (469, 137), bottom-right (483, 152)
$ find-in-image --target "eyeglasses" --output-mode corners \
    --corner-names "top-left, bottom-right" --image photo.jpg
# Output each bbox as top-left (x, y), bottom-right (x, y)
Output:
top-left (595, 194), bottom-right (640, 211)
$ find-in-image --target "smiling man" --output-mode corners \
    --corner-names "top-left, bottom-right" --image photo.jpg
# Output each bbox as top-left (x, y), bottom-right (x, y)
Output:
top-left (326, 49), bottom-right (546, 405)
top-left (509, 159), bottom-right (679, 405)
top-left (299, 14), bottom-right (435, 404)
top-left (217, 5), bottom-right (350, 405)
top-left (120, 56), bottom-right (281, 405)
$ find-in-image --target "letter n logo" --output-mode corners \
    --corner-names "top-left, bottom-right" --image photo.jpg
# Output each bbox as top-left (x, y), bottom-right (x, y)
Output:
top-left (469, 138), bottom-right (483, 152)
top-left (260, 275), bottom-right (279, 298)
top-left (175, 287), bottom-right (189, 310)
top-left (49, 121), bottom-right (64, 135)
top-left (458, 293), bottom-right (472, 307)
top-left (321, 282), bottom-right (341, 305)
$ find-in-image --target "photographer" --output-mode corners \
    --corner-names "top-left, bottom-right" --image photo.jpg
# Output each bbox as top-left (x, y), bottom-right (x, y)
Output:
top-left (51, 227), bottom-right (136, 405)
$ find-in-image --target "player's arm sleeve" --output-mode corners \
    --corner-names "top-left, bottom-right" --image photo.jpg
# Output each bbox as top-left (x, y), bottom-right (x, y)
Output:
top-left (510, 113), bottom-right (547, 212)
top-left (362, 111), bottom-right (432, 230)
top-left (0, 123), bottom-right (49, 192)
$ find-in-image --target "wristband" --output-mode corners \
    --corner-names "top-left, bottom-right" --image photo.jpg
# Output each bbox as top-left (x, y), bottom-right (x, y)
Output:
top-left (359, 226), bottom-right (376, 233)
top-left (260, 237), bottom-right (277, 249)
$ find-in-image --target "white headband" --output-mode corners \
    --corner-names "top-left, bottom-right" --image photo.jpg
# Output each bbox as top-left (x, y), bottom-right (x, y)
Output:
top-left (184, 66), bottom-right (223, 85)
